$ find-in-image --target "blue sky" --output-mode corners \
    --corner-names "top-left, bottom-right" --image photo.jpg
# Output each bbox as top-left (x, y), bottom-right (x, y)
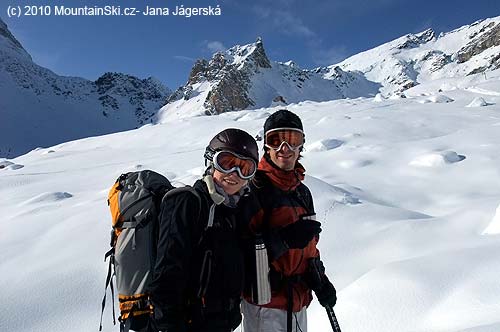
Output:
top-left (2, 0), bottom-right (499, 90)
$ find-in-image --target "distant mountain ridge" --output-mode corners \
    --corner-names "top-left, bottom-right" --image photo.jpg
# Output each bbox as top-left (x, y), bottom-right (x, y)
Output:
top-left (0, 17), bottom-right (171, 158)
top-left (158, 16), bottom-right (500, 121)
top-left (328, 16), bottom-right (500, 96)
top-left (2, 15), bottom-right (500, 156)
top-left (157, 38), bottom-right (379, 121)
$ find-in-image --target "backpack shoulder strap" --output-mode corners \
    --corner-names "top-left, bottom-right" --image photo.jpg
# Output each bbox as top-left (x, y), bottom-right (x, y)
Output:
top-left (163, 186), bottom-right (200, 201)
top-left (162, 186), bottom-right (203, 226)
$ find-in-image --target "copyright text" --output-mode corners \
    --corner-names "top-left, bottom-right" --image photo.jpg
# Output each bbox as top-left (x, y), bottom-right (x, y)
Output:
top-left (6, 5), bottom-right (222, 18)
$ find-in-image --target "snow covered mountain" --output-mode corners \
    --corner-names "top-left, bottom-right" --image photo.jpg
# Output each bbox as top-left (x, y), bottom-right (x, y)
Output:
top-left (158, 16), bottom-right (500, 120)
top-left (4, 15), bottom-right (499, 156)
top-left (157, 38), bottom-right (380, 121)
top-left (327, 16), bottom-right (500, 96)
top-left (2, 68), bottom-right (500, 332)
top-left (0, 17), bottom-right (171, 158)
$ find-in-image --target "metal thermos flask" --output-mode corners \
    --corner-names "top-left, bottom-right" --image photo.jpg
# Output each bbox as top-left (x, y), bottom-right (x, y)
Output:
top-left (254, 234), bottom-right (271, 305)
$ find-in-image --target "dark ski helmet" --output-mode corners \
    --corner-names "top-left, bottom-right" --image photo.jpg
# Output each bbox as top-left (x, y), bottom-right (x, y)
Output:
top-left (264, 109), bottom-right (303, 135)
top-left (204, 128), bottom-right (259, 163)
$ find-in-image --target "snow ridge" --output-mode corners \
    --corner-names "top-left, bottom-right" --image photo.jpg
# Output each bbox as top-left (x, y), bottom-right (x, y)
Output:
top-left (0, 17), bottom-right (171, 158)
top-left (330, 15), bottom-right (500, 96)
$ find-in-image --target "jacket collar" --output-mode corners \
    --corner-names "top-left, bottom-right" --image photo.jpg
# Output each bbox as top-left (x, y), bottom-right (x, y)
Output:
top-left (202, 174), bottom-right (247, 208)
top-left (258, 154), bottom-right (305, 191)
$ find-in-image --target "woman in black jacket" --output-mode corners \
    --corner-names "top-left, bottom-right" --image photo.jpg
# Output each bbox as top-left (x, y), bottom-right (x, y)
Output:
top-left (148, 128), bottom-right (259, 332)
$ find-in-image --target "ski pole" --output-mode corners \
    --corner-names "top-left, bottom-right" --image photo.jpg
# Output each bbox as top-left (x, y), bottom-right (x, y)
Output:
top-left (286, 281), bottom-right (293, 332)
top-left (325, 305), bottom-right (341, 332)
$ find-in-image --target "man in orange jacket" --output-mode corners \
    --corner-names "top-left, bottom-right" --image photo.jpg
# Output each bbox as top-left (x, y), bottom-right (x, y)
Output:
top-left (242, 109), bottom-right (337, 332)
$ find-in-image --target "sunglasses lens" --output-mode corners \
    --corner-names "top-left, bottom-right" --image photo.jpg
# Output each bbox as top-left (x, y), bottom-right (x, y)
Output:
top-left (215, 151), bottom-right (256, 178)
top-left (265, 129), bottom-right (304, 149)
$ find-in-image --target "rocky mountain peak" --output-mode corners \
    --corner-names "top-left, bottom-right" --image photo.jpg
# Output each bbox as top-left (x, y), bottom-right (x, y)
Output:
top-left (226, 37), bottom-right (272, 69)
top-left (0, 17), bottom-right (31, 60)
top-left (397, 28), bottom-right (435, 50)
top-left (168, 38), bottom-right (274, 114)
top-left (416, 28), bottom-right (436, 42)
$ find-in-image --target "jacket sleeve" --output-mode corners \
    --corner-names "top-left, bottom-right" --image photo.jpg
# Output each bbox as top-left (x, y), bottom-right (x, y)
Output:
top-left (148, 191), bottom-right (201, 332)
top-left (300, 184), bottom-right (315, 214)
top-left (262, 227), bottom-right (289, 261)
top-left (241, 189), bottom-right (289, 262)
top-left (303, 185), bottom-right (321, 258)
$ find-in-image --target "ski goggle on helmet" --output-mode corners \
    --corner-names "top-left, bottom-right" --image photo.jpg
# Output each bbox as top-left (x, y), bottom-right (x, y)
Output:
top-left (264, 127), bottom-right (304, 151)
top-left (213, 150), bottom-right (257, 180)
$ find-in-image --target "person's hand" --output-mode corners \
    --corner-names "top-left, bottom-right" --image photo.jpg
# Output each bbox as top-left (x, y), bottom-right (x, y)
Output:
top-left (278, 218), bottom-right (321, 249)
top-left (305, 257), bottom-right (337, 307)
top-left (315, 277), bottom-right (337, 308)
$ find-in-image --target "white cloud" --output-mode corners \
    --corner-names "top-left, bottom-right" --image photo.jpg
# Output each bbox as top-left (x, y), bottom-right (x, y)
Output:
top-left (253, 6), bottom-right (315, 38)
top-left (173, 55), bottom-right (196, 62)
top-left (203, 41), bottom-right (227, 53)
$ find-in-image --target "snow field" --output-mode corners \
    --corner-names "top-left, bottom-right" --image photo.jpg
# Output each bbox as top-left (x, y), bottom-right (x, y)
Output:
top-left (1, 75), bottom-right (500, 331)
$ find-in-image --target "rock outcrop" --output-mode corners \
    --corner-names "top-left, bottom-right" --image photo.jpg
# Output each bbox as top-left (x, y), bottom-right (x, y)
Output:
top-left (168, 38), bottom-right (272, 114)
top-left (95, 73), bottom-right (169, 124)
top-left (160, 38), bottom-right (378, 119)
top-left (456, 22), bottom-right (500, 63)
top-left (396, 29), bottom-right (435, 50)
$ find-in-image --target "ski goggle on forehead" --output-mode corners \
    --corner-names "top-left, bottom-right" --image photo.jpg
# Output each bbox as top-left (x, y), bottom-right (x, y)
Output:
top-left (213, 150), bottom-right (257, 180)
top-left (264, 128), bottom-right (304, 151)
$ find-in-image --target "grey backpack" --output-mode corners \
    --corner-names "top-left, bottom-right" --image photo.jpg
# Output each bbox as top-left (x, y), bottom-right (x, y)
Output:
top-left (99, 170), bottom-right (199, 332)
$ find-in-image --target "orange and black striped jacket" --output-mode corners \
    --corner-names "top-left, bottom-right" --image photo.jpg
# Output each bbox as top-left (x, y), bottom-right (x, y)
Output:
top-left (243, 156), bottom-right (319, 312)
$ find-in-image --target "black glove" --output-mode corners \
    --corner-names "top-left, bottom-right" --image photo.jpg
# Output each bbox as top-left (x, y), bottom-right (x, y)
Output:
top-left (305, 257), bottom-right (337, 308)
top-left (278, 216), bottom-right (321, 249)
top-left (315, 276), bottom-right (337, 308)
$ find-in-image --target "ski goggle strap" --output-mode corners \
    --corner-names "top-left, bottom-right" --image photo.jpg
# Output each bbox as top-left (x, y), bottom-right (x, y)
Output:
top-left (264, 128), bottom-right (304, 151)
top-left (213, 150), bottom-right (257, 180)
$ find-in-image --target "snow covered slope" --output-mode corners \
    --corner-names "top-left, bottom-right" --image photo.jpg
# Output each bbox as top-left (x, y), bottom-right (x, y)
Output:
top-left (327, 16), bottom-right (500, 96)
top-left (5, 15), bottom-right (500, 157)
top-left (157, 38), bottom-right (379, 121)
top-left (1, 69), bottom-right (500, 332)
top-left (0, 17), bottom-right (171, 158)
top-left (159, 15), bottom-right (500, 120)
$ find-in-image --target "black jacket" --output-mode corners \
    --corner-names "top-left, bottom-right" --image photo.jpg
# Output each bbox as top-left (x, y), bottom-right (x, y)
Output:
top-left (148, 179), bottom-right (245, 332)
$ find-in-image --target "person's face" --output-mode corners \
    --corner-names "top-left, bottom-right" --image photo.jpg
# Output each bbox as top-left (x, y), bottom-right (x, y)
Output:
top-left (268, 143), bottom-right (300, 171)
top-left (212, 169), bottom-right (248, 195)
